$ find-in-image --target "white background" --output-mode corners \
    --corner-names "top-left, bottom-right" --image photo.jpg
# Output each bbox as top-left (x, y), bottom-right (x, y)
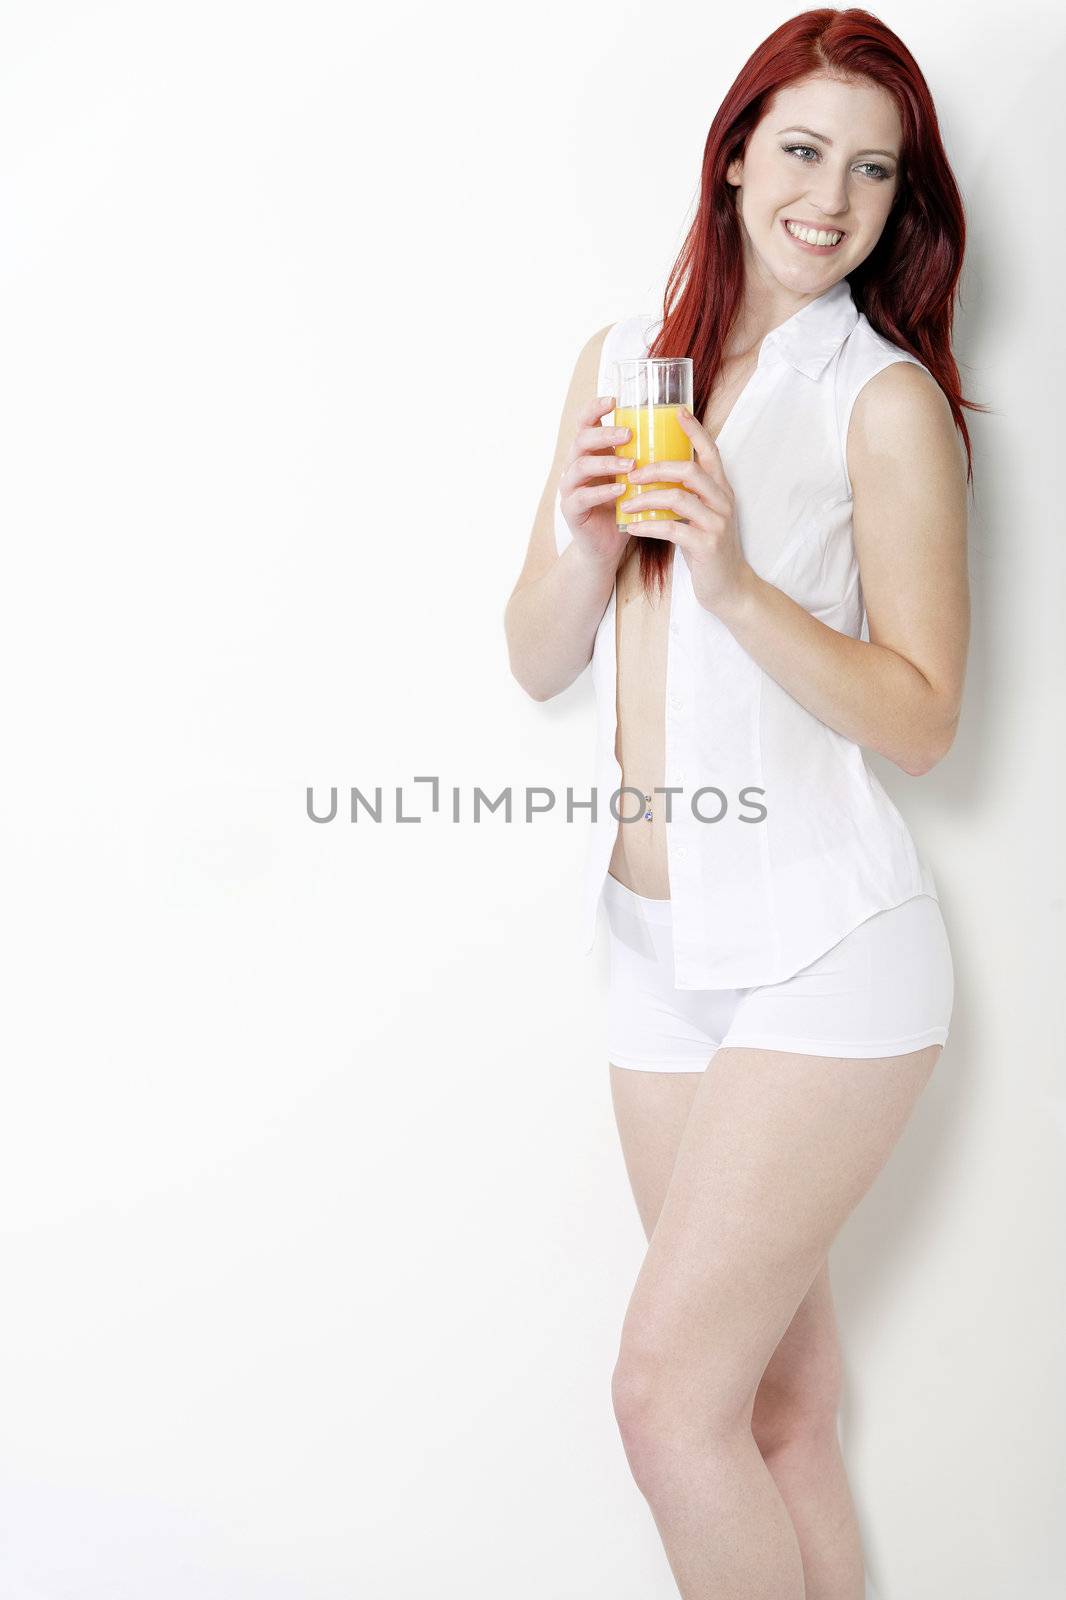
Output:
top-left (1, 2), bottom-right (1063, 1596)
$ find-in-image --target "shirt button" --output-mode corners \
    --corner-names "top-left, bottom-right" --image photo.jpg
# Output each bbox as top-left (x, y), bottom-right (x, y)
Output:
top-left (670, 623), bottom-right (681, 637)
top-left (675, 844), bottom-right (688, 859)
top-left (669, 694), bottom-right (683, 709)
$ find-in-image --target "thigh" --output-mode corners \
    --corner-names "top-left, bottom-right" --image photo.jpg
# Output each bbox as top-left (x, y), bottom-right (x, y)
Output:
top-left (614, 1042), bottom-right (940, 1434)
top-left (611, 1062), bottom-right (844, 1433)
top-left (610, 1063), bottom-right (703, 1239)
top-left (750, 1257), bottom-right (843, 1450)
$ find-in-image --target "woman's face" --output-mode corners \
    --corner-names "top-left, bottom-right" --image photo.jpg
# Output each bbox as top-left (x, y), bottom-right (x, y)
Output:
top-left (726, 73), bottom-right (903, 295)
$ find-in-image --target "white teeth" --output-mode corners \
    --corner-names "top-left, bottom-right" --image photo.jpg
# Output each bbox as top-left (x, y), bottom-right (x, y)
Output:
top-left (785, 220), bottom-right (843, 246)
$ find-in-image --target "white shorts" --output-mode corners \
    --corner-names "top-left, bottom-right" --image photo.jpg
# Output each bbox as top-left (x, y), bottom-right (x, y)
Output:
top-left (604, 873), bottom-right (954, 1072)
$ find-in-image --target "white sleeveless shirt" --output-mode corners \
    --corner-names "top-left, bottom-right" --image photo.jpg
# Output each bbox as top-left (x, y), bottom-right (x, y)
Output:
top-left (553, 276), bottom-right (939, 989)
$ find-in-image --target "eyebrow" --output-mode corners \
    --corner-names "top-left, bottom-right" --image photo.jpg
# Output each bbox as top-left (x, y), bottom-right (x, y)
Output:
top-left (776, 125), bottom-right (899, 161)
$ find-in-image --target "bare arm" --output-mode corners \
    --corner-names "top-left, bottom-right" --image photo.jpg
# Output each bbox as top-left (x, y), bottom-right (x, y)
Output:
top-left (504, 324), bottom-right (628, 701)
top-left (714, 362), bottom-right (971, 775)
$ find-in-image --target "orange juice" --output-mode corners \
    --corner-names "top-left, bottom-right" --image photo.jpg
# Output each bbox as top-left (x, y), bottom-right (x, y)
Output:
top-left (612, 403), bottom-right (693, 526)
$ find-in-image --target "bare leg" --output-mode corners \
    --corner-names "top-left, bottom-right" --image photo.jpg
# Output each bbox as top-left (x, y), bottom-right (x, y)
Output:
top-left (610, 1044), bottom-right (939, 1599)
top-left (750, 1264), bottom-right (865, 1598)
top-left (611, 1064), bottom-right (865, 1598)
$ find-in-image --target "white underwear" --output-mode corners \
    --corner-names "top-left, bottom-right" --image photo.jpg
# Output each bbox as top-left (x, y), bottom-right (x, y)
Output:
top-left (604, 873), bottom-right (954, 1072)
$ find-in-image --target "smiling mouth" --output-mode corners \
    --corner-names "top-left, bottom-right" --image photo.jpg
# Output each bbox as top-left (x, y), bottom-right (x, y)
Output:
top-left (782, 218), bottom-right (847, 249)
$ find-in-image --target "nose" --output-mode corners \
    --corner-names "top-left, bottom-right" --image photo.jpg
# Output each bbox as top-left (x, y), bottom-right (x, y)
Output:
top-left (806, 166), bottom-right (850, 219)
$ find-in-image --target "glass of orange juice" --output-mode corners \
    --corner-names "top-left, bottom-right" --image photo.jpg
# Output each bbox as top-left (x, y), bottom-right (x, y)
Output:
top-left (612, 357), bottom-right (694, 531)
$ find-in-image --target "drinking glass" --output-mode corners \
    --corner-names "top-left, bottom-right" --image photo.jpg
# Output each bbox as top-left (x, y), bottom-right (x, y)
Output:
top-left (612, 356), bottom-right (694, 530)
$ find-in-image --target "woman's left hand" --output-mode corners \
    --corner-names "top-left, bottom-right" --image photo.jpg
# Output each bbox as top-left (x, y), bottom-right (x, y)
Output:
top-left (623, 406), bottom-right (754, 618)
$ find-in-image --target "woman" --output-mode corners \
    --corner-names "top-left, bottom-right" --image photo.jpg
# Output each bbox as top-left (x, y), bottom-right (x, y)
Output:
top-left (504, 8), bottom-right (977, 1594)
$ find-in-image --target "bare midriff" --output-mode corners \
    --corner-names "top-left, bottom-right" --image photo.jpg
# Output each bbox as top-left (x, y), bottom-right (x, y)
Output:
top-left (606, 352), bottom-right (760, 900)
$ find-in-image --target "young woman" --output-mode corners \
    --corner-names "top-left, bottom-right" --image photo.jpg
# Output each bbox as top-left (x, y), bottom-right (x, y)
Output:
top-left (504, 9), bottom-right (977, 1595)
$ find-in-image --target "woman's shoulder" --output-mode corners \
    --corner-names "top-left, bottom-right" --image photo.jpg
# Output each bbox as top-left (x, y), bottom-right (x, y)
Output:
top-left (616, 310), bottom-right (663, 352)
top-left (596, 311), bottom-right (663, 357)
top-left (843, 309), bottom-right (931, 381)
top-left (841, 314), bottom-right (951, 454)
top-left (596, 312), bottom-right (664, 391)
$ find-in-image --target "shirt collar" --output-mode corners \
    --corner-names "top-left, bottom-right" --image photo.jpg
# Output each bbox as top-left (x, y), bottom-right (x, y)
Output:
top-left (760, 277), bottom-right (858, 380)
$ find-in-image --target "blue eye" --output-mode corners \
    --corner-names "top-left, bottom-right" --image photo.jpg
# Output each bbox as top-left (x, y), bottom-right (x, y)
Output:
top-left (782, 143), bottom-right (891, 181)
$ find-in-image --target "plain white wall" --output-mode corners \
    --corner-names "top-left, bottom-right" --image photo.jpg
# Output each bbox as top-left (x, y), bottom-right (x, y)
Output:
top-left (1, 2), bottom-right (1062, 1596)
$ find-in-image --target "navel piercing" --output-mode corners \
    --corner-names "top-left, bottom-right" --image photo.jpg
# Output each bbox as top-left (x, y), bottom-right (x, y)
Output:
top-left (644, 792), bottom-right (653, 821)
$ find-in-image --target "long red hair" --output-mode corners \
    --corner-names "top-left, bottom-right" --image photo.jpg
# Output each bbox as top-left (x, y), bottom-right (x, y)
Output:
top-left (634, 6), bottom-right (986, 599)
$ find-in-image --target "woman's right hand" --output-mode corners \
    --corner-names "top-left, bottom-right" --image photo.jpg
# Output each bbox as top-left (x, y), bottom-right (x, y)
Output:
top-left (558, 395), bottom-right (634, 564)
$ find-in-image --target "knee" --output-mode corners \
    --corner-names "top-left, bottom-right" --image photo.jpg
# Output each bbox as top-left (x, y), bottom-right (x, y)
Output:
top-left (611, 1348), bottom-right (662, 1443)
top-left (611, 1343), bottom-right (738, 1499)
top-left (750, 1364), bottom-right (843, 1458)
top-left (611, 1354), bottom-right (681, 1498)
